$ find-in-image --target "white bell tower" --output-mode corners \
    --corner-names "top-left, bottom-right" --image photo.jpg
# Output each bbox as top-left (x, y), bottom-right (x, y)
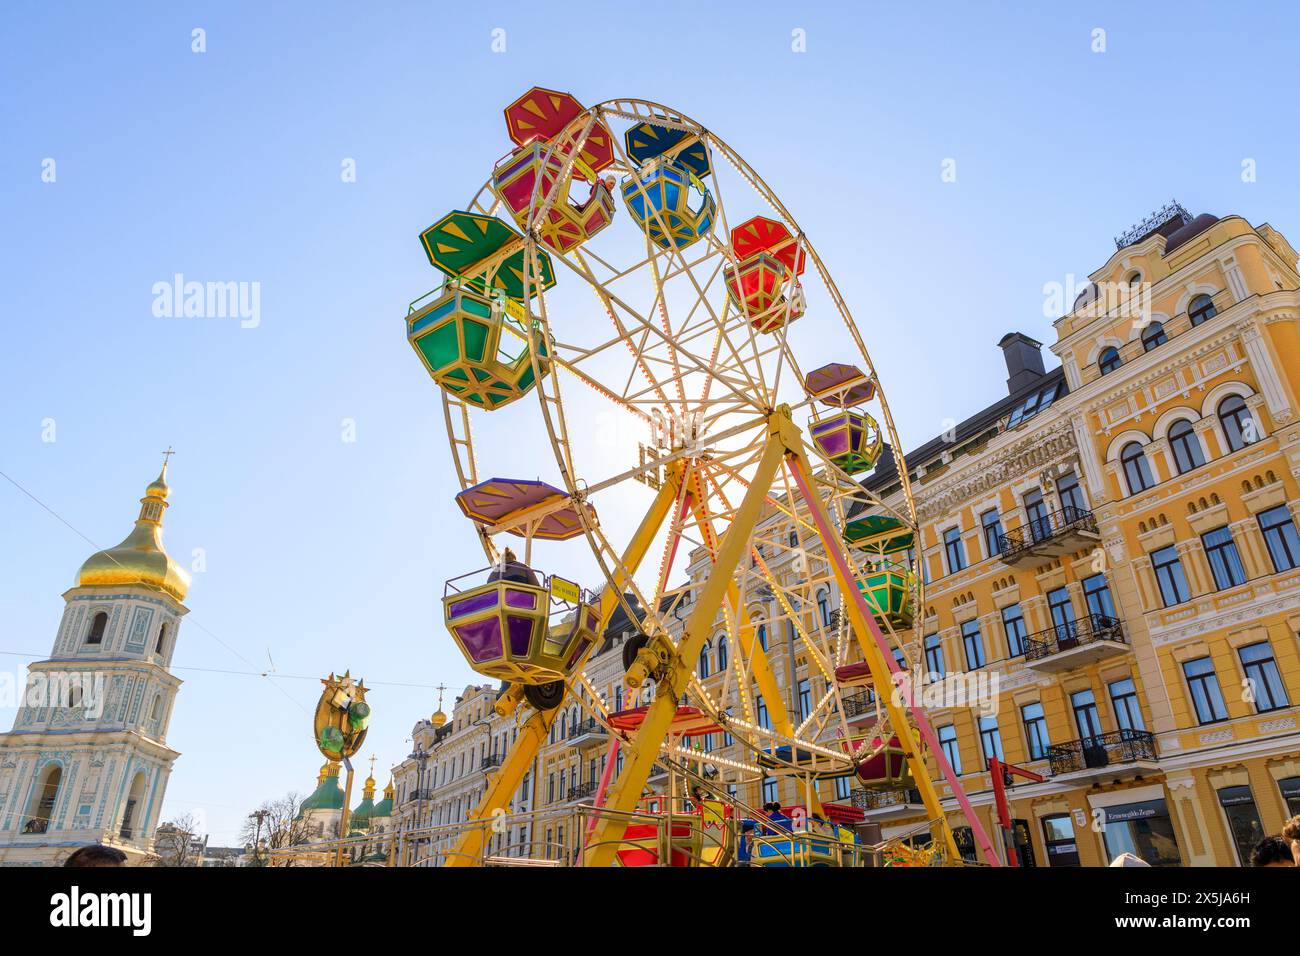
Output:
top-left (0, 455), bottom-right (190, 866)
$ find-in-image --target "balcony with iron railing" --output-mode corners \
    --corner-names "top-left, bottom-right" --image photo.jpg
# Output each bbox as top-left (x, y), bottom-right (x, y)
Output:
top-left (997, 505), bottom-right (1099, 569)
top-left (841, 690), bottom-right (879, 723)
top-left (568, 718), bottom-right (609, 748)
top-left (1022, 613), bottom-right (1129, 673)
top-left (566, 781), bottom-right (598, 803)
top-left (481, 754), bottom-right (503, 771)
top-left (849, 787), bottom-right (926, 821)
top-left (1047, 729), bottom-right (1158, 782)
top-left (404, 789), bottom-right (436, 805)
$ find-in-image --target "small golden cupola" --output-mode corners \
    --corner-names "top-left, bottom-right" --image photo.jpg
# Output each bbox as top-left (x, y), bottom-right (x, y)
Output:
top-left (77, 453), bottom-right (191, 602)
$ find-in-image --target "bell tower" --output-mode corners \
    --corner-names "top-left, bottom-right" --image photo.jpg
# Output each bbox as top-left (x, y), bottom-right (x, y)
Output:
top-left (0, 455), bottom-right (190, 865)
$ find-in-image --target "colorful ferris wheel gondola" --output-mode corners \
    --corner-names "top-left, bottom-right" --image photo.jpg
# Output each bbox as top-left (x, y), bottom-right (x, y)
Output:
top-left (620, 119), bottom-right (715, 250)
top-left (408, 211), bottom-right (555, 410)
top-left (805, 363), bottom-right (883, 474)
top-left (443, 479), bottom-right (600, 712)
top-left (493, 87), bottom-right (618, 254)
top-left (725, 216), bottom-right (807, 333)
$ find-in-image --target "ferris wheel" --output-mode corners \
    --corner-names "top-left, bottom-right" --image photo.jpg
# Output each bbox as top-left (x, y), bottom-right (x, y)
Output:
top-left (405, 88), bottom-right (998, 867)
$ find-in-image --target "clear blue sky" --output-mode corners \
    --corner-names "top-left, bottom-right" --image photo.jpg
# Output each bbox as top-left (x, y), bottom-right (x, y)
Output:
top-left (2, 1), bottom-right (1297, 845)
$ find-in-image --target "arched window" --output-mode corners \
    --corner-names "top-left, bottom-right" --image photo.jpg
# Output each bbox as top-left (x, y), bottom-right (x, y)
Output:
top-left (698, 641), bottom-right (711, 679)
top-left (155, 623), bottom-right (167, 653)
top-left (757, 623), bottom-right (768, 652)
top-left (1168, 419), bottom-right (1205, 473)
top-left (1189, 293), bottom-right (1218, 326)
top-left (86, 612), bottom-right (107, 645)
top-left (150, 694), bottom-right (163, 721)
top-left (24, 764), bottom-right (61, 833)
top-left (1141, 322), bottom-right (1167, 352)
top-left (1127, 271), bottom-right (1143, 287)
top-left (1217, 395), bottom-right (1254, 451)
top-left (1098, 347), bottom-right (1122, 375)
top-left (816, 590), bottom-right (830, 628)
top-left (716, 635), bottom-right (728, 672)
top-left (1120, 442), bottom-right (1154, 494)
top-left (120, 771), bottom-right (146, 839)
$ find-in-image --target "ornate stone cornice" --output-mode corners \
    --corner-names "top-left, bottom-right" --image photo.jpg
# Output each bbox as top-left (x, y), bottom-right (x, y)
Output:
top-left (916, 420), bottom-right (1077, 523)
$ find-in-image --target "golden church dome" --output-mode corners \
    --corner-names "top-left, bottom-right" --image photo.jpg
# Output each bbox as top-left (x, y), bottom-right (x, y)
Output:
top-left (430, 709), bottom-right (447, 729)
top-left (77, 458), bottom-right (191, 602)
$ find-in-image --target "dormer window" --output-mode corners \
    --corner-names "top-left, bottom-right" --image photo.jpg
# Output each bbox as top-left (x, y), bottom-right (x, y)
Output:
top-left (1098, 347), bottom-right (1122, 375)
top-left (1127, 271), bottom-right (1143, 286)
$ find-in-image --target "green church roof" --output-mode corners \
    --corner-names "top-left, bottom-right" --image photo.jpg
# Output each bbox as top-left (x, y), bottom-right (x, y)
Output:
top-left (296, 765), bottom-right (345, 818)
top-left (349, 794), bottom-right (376, 831)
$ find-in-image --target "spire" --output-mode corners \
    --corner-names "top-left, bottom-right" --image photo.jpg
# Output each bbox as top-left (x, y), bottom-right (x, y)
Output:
top-left (431, 683), bottom-right (448, 728)
top-left (76, 455), bottom-right (191, 601)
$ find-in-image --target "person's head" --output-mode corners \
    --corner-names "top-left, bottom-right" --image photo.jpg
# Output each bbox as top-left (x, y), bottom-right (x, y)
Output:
top-left (64, 844), bottom-right (127, 868)
top-left (1249, 836), bottom-right (1295, 868)
top-left (1284, 815), bottom-right (1300, 866)
top-left (502, 547), bottom-right (518, 563)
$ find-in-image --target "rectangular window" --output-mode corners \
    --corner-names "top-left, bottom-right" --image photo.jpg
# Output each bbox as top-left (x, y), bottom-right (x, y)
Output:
top-left (1047, 587), bottom-right (1076, 642)
top-left (1021, 702), bottom-right (1050, 760)
top-left (1202, 526), bottom-right (1247, 590)
top-left (1002, 604), bottom-right (1028, 657)
top-left (1056, 470), bottom-right (1087, 516)
top-left (834, 775), bottom-right (851, 800)
top-left (924, 633), bottom-right (945, 678)
top-left (1183, 656), bottom-right (1228, 724)
top-left (1218, 786), bottom-right (1265, 866)
top-left (756, 695), bottom-right (770, 730)
top-left (1024, 488), bottom-right (1050, 542)
top-left (797, 679), bottom-right (811, 720)
top-left (762, 777), bottom-right (778, 804)
top-left (1258, 504), bottom-right (1300, 572)
top-left (1070, 689), bottom-right (1102, 740)
top-left (981, 509), bottom-right (1004, 558)
top-left (1109, 678), bottom-right (1146, 732)
top-left (961, 620), bottom-right (986, 670)
top-left (1042, 814), bottom-right (1080, 867)
top-left (1082, 573), bottom-right (1117, 621)
top-left (1239, 642), bottom-right (1289, 713)
top-left (938, 724), bottom-right (962, 775)
top-left (1151, 545), bottom-right (1191, 606)
top-left (944, 526), bottom-right (967, 574)
top-left (979, 715), bottom-right (1004, 767)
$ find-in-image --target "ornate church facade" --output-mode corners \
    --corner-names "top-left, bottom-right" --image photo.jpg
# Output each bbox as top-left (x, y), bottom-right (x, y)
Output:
top-left (0, 461), bottom-right (190, 865)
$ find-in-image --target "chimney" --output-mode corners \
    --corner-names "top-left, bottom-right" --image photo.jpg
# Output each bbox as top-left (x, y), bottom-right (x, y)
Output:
top-left (998, 332), bottom-right (1045, 394)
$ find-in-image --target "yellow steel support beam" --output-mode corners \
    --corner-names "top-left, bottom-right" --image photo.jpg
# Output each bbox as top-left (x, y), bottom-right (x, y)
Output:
top-left (785, 445), bottom-right (1000, 866)
top-left (685, 480), bottom-right (823, 814)
top-left (583, 411), bottom-right (793, 867)
top-left (685, 483), bottom-right (794, 741)
top-left (444, 461), bottom-right (686, 866)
